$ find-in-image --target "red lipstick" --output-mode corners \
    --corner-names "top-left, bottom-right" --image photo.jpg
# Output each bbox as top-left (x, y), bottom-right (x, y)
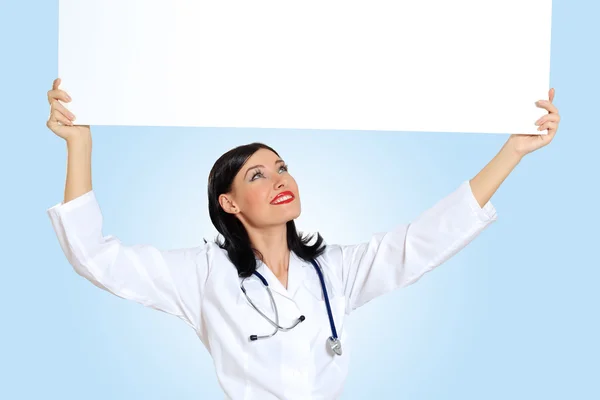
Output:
top-left (270, 191), bottom-right (295, 205)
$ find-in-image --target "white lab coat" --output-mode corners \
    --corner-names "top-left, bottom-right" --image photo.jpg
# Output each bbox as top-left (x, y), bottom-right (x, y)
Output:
top-left (47, 180), bottom-right (497, 399)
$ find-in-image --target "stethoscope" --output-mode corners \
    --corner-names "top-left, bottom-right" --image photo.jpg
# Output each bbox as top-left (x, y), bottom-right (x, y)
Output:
top-left (240, 259), bottom-right (342, 356)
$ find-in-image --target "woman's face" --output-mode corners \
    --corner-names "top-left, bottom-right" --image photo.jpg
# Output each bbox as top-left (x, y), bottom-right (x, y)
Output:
top-left (220, 148), bottom-right (301, 229)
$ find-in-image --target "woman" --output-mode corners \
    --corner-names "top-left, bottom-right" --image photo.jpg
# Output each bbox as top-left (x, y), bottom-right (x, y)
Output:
top-left (46, 77), bottom-right (561, 399)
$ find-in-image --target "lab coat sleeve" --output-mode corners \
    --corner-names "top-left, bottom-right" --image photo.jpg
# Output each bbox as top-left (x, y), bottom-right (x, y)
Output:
top-left (337, 180), bottom-right (498, 313)
top-left (46, 190), bottom-right (210, 332)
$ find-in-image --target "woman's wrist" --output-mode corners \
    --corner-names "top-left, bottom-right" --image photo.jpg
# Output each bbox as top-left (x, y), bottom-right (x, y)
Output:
top-left (504, 136), bottom-right (528, 160)
top-left (66, 132), bottom-right (92, 148)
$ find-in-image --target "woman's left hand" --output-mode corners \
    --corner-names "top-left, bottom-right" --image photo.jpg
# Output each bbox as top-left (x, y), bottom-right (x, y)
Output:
top-left (506, 88), bottom-right (561, 157)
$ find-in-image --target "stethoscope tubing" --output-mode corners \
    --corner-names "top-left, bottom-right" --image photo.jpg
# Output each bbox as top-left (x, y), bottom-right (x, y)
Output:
top-left (310, 259), bottom-right (339, 341)
top-left (240, 279), bottom-right (305, 340)
top-left (240, 259), bottom-right (339, 346)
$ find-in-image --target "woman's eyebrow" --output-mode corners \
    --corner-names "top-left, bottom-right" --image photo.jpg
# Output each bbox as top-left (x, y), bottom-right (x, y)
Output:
top-left (244, 160), bottom-right (285, 178)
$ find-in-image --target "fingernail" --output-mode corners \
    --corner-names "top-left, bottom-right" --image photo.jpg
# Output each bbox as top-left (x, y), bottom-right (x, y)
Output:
top-left (66, 95), bottom-right (72, 101)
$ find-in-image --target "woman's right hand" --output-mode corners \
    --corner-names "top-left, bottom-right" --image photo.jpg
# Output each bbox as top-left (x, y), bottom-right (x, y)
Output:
top-left (46, 78), bottom-right (91, 141)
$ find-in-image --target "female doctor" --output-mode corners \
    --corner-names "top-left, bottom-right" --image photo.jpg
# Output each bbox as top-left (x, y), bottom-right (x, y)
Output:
top-left (46, 77), bottom-right (561, 400)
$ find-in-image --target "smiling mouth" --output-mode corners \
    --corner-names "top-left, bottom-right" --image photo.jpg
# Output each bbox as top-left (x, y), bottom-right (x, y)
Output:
top-left (271, 192), bottom-right (295, 205)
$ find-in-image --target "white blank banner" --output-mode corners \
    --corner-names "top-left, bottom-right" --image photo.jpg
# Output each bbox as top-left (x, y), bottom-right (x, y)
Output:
top-left (58, 0), bottom-right (552, 134)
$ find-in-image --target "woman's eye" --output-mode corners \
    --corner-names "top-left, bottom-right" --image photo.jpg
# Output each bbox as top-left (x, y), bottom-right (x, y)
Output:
top-left (250, 165), bottom-right (287, 181)
top-left (251, 170), bottom-right (263, 181)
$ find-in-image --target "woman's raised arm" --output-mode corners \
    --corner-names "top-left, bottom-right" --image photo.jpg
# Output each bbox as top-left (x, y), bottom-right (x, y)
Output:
top-left (46, 78), bottom-right (92, 203)
top-left (46, 78), bottom-right (211, 332)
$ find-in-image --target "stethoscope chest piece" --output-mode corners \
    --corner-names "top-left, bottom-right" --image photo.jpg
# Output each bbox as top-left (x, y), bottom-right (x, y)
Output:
top-left (328, 336), bottom-right (342, 356)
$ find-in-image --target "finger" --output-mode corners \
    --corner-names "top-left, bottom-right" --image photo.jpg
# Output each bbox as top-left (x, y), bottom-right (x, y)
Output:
top-left (538, 121), bottom-right (557, 132)
top-left (539, 127), bottom-right (556, 141)
top-left (46, 117), bottom-right (71, 130)
top-left (52, 78), bottom-right (61, 90)
top-left (50, 110), bottom-right (73, 126)
top-left (50, 108), bottom-right (74, 126)
top-left (51, 99), bottom-right (76, 121)
top-left (47, 89), bottom-right (71, 105)
top-left (549, 88), bottom-right (555, 103)
top-left (535, 113), bottom-right (561, 126)
top-left (535, 100), bottom-right (559, 114)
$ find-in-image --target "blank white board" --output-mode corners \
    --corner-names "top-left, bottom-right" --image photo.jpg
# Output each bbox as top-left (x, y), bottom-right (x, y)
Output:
top-left (58, 0), bottom-right (552, 134)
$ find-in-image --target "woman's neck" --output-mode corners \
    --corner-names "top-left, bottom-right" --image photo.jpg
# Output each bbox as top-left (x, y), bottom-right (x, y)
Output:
top-left (249, 225), bottom-right (290, 277)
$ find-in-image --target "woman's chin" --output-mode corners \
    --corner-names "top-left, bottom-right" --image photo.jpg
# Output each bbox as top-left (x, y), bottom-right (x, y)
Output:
top-left (279, 205), bottom-right (301, 222)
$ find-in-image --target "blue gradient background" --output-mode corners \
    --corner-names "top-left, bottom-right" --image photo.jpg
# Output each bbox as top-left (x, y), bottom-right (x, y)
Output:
top-left (2, 1), bottom-right (598, 399)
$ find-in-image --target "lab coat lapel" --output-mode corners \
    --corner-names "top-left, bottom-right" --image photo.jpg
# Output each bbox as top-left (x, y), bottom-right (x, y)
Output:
top-left (255, 252), bottom-right (305, 302)
top-left (286, 252), bottom-right (306, 300)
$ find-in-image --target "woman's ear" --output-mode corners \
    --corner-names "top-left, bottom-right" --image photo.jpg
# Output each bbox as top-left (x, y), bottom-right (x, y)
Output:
top-left (219, 194), bottom-right (238, 214)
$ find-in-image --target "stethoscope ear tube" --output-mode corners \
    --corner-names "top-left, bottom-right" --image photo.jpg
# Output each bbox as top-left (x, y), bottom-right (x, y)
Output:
top-left (241, 259), bottom-right (341, 355)
top-left (242, 275), bottom-right (306, 341)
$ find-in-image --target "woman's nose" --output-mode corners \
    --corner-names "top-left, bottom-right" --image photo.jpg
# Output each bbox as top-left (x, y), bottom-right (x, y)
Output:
top-left (274, 175), bottom-right (288, 188)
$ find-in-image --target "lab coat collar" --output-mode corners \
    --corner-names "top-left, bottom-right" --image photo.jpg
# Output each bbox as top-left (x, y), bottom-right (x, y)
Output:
top-left (255, 251), bottom-right (306, 302)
